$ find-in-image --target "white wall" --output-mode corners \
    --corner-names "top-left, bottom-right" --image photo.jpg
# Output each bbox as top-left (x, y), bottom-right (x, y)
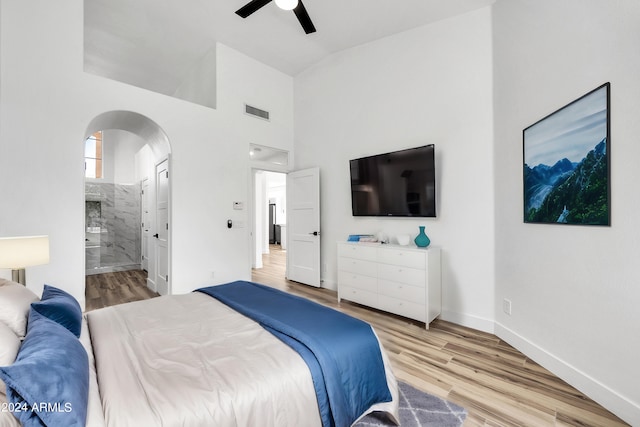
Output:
top-left (492, 1), bottom-right (640, 424)
top-left (0, 0), bottom-right (294, 308)
top-left (96, 129), bottom-right (147, 184)
top-left (253, 170), bottom-right (266, 268)
top-left (294, 7), bottom-right (495, 332)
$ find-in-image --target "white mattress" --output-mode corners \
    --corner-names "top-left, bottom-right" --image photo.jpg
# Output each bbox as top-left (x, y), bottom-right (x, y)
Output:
top-left (87, 292), bottom-right (326, 427)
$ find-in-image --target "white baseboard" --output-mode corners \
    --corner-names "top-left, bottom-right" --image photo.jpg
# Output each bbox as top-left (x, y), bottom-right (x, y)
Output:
top-left (495, 322), bottom-right (639, 426)
top-left (321, 278), bottom-right (337, 291)
top-left (147, 278), bottom-right (157, 293)
top-left (439, 309), bottom-right (495, 334)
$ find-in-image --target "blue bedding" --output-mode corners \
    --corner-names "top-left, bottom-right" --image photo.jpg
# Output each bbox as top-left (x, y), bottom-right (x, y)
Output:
top-left (197, 281), bottom-right (391, 427)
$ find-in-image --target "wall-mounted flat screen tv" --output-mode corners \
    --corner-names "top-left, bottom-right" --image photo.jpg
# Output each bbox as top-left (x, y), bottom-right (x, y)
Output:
top-left (350, 144), bottom-right (436, 217)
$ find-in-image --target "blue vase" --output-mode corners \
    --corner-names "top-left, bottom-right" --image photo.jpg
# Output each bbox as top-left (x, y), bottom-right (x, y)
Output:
top-left (414, 226), bottom-right (430, 248)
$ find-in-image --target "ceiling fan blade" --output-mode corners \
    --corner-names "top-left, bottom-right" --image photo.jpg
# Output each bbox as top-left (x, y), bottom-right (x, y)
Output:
top-left (236, 0), bottom-right (272, 18)
top-left (293, 0), bottom-right (316, 34)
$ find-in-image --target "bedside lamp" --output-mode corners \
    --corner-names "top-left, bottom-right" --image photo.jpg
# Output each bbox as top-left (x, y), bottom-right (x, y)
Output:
top-left (0, 236), bottom-right (50, 285)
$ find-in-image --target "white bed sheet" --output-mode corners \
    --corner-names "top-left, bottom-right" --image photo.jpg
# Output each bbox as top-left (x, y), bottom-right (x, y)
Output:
top-left (87, 292), bottom-right (321, 427)
top-left (86, 292), bottom-right (398, 427)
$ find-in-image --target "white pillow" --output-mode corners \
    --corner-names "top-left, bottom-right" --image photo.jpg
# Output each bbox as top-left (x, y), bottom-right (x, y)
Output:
top-left (0, 278), bottom-right (40, 339)
top-left (0, 321), bottom-right (21, 395)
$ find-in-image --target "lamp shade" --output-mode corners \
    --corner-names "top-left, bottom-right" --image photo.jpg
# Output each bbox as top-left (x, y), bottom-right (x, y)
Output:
top-left (274, 0), bottom-right (298, 10)
top-left (0, 236), bottom-right (50, 269)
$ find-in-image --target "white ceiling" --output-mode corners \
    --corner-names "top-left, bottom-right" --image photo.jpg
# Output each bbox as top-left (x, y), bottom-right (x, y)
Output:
top-left (84, 0), bottom-right (495, 99)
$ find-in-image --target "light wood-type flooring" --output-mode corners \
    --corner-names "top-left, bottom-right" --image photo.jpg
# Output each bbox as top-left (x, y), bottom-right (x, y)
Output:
top-left (86, 246), bottom-right (629, 426)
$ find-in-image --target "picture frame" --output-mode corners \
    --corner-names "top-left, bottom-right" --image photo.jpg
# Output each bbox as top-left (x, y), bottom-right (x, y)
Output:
top-left (523, 82), bottom-right (610, 226)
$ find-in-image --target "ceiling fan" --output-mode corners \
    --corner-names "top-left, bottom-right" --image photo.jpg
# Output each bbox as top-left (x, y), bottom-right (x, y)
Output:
top-left (235, 0), bottom-right (316, 34)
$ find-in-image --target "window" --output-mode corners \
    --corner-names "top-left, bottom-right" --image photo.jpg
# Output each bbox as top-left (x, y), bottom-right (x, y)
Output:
top-left (85, 131), bottom-right (103, 179)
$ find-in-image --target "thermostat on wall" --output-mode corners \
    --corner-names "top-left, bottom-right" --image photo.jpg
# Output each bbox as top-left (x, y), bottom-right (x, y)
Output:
top-left (233, 201), bottom-right (244, 210)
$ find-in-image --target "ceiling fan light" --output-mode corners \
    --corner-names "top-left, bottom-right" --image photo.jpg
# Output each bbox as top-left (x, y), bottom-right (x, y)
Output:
top-left (274, 0), bottom-right (298, 11)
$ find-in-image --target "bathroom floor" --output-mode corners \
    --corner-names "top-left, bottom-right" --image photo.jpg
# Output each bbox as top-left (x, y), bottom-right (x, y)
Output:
top-left (85, 269), bottom-right (158, 311)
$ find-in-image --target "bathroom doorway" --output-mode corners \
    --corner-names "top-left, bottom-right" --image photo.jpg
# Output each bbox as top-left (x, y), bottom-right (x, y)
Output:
top-left (84, 129), bottom-right (146, 275)
top-left (84, 111), bottom-right (172, 296)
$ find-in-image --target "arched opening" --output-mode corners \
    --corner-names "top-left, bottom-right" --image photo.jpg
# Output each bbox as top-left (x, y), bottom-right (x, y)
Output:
top-left (83, 111), bottom-right (172, 301)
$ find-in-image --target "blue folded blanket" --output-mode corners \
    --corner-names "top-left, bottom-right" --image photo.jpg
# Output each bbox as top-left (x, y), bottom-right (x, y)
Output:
top-left (197, 281), bottom-right (391, 427)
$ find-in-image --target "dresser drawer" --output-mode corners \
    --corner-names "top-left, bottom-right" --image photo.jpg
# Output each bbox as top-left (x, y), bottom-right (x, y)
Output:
top-left (338, 271), bottom-right (376, 292)
top-left (378, 295), bottom-right (425, 322)
top-left (339, 285), bottom-right (378, 308)
top-left (338, 257), bottom-right (377, 277)
top-left (337, 243), bottom-right (378, 261)
top-left (378, 279), bottom-right (425, 303)
top-left (378, 263), bottom-right (425, 287)
top-left (377, 248), bottom-right (426, 269)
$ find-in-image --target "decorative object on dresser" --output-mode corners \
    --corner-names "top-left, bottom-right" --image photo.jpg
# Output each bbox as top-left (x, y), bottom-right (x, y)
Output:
top-left (337, 241), bottom-right (441, 329)
top-left (413, 225), bottom-right (430, 248)
top-left (395, 234), bottom-right (411, 246)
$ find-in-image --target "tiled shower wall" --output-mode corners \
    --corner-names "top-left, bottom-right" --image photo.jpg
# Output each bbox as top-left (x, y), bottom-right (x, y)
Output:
top-left (85, 182), bottom-right (141, 273)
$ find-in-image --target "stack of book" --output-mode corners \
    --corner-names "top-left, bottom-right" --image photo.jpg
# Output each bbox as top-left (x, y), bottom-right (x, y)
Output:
top-left (347, 234), bottom-right (378, 242)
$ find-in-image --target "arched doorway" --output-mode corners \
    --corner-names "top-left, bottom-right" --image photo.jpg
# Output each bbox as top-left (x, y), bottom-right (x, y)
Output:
top-left (83, 111), bottom-right (172, 296)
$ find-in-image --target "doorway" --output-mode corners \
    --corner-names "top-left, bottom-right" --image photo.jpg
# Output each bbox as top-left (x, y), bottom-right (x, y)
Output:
top-left (252, 170), bottom-right (287, 278)
top-left (84, 111), bottom-right (172, 297)
top-left (84, 129), bottom-right (146, 275)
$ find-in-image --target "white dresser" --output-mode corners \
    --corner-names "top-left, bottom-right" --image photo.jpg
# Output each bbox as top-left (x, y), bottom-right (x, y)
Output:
top-left (337, 241), bottom-right (441, 328)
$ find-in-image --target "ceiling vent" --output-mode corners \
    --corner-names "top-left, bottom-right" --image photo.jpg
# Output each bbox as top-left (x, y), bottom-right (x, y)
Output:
top-left (245, 104), bottom-right (270, 121)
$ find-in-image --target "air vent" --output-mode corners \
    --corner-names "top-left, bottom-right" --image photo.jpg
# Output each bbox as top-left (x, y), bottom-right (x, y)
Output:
top-left (245, 104), bottom-right (270, 121)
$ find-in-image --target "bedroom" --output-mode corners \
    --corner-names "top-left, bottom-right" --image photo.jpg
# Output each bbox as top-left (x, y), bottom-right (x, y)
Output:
top-left (0, 0), bottom-right (638, 425)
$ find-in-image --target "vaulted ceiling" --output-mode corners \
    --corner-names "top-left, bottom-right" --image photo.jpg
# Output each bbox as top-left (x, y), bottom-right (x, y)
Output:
top-left (84, 0), bottom-right (495, 101)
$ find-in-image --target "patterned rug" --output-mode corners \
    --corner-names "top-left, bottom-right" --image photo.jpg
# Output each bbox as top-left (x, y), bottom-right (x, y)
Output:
top-left (354, 381), bottom-right (467, 427)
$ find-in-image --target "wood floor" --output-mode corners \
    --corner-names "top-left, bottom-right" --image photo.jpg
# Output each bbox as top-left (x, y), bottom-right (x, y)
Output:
top-left (86, 247), bottom-right (628, 426)
top-left (85, 269), bottom-right (159, 311)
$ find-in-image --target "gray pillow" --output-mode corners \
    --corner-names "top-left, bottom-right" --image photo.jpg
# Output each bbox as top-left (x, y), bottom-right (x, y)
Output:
top-left (0, 278), bottom-right (40, 339)
top-left (0, 321), bottom-right (21, 395)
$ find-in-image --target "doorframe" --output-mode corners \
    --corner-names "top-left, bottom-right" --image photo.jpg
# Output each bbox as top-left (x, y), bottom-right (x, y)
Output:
top-left (153, 155), bottom-right (171, 295)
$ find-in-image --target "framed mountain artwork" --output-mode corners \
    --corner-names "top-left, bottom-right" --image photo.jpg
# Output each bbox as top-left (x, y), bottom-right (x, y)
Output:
top-left (523, 83), bottom-right (610, 226)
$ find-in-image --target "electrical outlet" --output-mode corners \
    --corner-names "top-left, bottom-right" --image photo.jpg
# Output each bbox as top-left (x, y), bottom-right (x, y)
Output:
top-left (503, 298), bottom-right (512, 315)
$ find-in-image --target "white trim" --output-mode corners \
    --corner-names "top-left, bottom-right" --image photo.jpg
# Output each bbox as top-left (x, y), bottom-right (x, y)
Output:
top-left (439, 309), bottom-right (495, 334)
top-left (495, 322), bottom-right (640, 426)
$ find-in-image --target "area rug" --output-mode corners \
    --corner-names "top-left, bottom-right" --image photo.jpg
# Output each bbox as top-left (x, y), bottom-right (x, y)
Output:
top-left (354, 381), bottom-right (467, 427)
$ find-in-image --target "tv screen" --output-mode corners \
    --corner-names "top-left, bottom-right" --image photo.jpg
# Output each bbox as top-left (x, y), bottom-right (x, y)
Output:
top-left (350, 145), bottom-right (436, 217)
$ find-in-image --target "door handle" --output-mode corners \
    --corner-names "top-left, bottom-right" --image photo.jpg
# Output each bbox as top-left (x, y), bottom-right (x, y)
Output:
top-left (309, 231), bottom-right (320, 236)
top-left (153, 233), bottom-right (159, 238)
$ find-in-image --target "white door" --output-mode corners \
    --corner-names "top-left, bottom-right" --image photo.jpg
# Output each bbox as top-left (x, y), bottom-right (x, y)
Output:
top-left (141, 178), bottom-right (150, 271)
top-left (286, 167), bottom-right (321, 287)
top-left (155, 159), bottom-right (170, 295)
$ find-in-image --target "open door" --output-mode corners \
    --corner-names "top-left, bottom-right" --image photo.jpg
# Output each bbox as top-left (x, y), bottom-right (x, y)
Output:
top-left (286, 167), bottom-right (320, 287)
top-left (155, 159), bottom-right (170, 295)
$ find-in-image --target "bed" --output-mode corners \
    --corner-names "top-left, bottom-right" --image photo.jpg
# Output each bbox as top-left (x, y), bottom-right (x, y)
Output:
top-left (0, 278), bottom-right (399, 427)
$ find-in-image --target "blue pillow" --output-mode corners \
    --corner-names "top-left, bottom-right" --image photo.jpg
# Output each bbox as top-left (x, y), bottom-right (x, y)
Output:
top-left (0, 309), bottom-right (89, 427)
top-left (31, 284), bottom-right (82, 338)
